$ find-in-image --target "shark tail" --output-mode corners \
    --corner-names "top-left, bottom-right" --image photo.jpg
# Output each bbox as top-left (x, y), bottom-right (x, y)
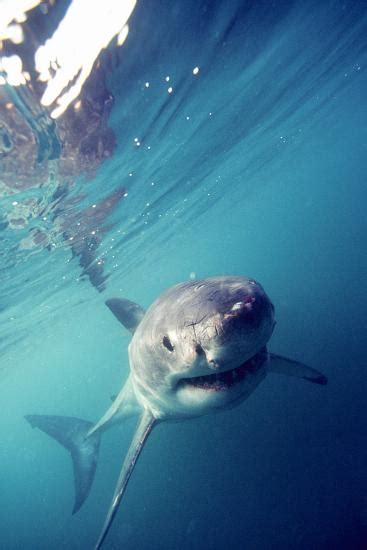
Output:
top-left (25, 414), bottom-right (101, 514)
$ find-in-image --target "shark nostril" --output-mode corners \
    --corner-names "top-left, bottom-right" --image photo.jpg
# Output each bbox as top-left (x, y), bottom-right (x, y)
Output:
top-left (195, 344), bottom-right (205, 356)
top-left (208, 359), bottom-right (219, 369)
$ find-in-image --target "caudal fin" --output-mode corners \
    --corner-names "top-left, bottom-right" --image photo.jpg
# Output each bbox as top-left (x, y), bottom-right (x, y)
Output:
top-left (25, 414), bottom-right (101, 513)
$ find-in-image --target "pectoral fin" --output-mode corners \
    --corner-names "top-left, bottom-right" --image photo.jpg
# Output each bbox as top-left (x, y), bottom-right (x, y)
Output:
top-left (268, 353), bottom-right (328, 385)
top-left (94, 410), bottom-right (156, 550)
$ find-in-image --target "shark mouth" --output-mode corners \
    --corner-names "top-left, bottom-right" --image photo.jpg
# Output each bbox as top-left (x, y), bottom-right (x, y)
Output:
top-left (180, 348), bottom-right (268, 392)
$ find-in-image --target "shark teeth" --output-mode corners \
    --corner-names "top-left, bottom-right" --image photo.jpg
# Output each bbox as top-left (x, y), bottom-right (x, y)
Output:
top-left (181, 348), bottom-right (268, 391)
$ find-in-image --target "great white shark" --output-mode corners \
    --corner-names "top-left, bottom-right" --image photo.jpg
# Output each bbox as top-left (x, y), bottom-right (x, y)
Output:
top-left (26, 276), bottom-right (327, 549)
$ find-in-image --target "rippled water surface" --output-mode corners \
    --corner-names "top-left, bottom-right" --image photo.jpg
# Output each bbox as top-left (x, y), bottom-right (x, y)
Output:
top-left (1, 1), bottom-right (367, 549)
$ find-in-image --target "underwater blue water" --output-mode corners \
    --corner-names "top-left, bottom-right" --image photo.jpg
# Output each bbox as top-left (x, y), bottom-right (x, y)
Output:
top-left (1, 0), bottom-right (367, 548)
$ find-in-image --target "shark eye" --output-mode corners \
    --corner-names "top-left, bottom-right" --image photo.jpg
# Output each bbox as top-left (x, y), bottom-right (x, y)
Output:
top-left (162, 335), bottom-right (174, 352)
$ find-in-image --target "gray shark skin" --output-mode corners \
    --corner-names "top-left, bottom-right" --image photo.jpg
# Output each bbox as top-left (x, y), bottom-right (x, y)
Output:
top-left (26, 276), bottom-right (327, 549)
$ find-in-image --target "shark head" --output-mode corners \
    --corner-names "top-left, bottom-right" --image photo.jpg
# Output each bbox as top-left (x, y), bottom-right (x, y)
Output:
top-left (129, 276), bottom-right (275, 418)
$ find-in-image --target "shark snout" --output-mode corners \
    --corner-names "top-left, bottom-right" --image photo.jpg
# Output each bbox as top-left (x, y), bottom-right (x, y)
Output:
top-left (223, 296), bottom-right (259, 323)
top-left (227, 296), bottom-right (256, 315)
top-left (221, 292), bottom-right (273, 333)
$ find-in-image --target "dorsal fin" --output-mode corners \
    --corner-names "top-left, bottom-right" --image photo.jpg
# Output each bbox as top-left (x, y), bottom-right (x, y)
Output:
top-left (105, 298), bottom-right (145, 333)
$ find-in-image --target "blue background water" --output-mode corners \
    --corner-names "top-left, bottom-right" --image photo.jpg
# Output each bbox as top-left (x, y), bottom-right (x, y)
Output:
top-left (1, 0), bottom-right (367, 548)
